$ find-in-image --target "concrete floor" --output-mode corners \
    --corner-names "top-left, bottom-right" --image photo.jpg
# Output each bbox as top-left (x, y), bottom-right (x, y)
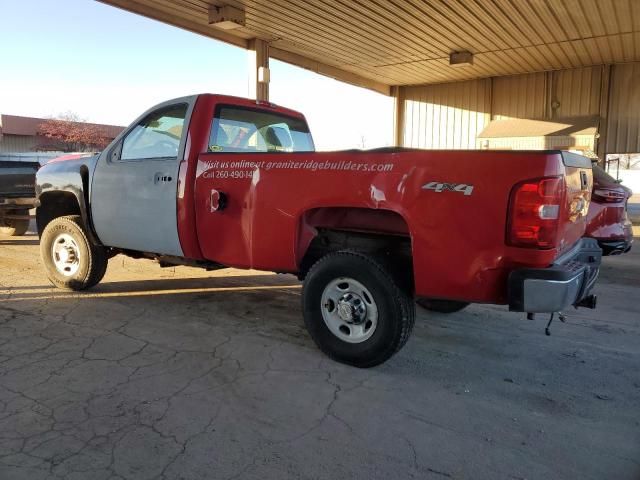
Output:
top-left (0, 229), bottom-right (639, 480)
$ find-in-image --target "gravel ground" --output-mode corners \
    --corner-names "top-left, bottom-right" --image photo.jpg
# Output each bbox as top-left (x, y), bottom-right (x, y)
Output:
top-left (0, 226), bottom-right (639, 480)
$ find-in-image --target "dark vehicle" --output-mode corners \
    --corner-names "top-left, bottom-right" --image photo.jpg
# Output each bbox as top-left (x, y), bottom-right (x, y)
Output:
top-left (585, 164), bottom-right (633, 255)
top-left (0, 159), bottom-right (39, 236)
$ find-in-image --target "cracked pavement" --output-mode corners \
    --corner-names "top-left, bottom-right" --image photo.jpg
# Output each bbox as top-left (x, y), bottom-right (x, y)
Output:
top-left (0, 228), bottom-right (639, 479)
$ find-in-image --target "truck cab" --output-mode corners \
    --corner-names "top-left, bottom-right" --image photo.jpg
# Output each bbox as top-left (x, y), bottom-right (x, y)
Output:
top-left (35, 94), bottom-right (602, 367)
top-left (87, 95), bottom-right (314, 258)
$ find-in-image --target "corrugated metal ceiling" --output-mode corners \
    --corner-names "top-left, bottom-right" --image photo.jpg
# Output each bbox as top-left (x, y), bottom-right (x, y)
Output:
top-left (99, 0), bottom-right (640, 94)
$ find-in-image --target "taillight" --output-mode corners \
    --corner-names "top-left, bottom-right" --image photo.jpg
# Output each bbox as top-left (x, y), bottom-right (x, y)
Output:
top-left (507, 177), bottom-right (565, 249)
top-left (592, 188), bottom-right (626, 203)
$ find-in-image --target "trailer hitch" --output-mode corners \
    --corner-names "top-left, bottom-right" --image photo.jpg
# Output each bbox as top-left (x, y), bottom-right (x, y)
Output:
top-left (545, 312), bottom-right (567, 336)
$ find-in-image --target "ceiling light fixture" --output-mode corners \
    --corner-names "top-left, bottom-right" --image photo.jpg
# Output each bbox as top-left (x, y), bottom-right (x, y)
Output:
top-left (209, 5), bottom-right (246, 30)
top-left (449, 51), bottom-right (474, 67)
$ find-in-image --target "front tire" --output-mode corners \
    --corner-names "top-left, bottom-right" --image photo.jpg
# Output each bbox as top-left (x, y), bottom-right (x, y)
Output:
top-left (302, 250), bottom-right (415, 368)
top-left (40, 215), bottom-right (108, 290)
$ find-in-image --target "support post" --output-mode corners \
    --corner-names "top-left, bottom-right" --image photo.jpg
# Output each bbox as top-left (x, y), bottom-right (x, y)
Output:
top-left (248, 38), bottom-right (269, 102)
top-left (596, 64), bottom-right (612, 165)
top-left (392, 85), bottom-right (405, 147)
top-left (545, 70), bottom-right (554, 120)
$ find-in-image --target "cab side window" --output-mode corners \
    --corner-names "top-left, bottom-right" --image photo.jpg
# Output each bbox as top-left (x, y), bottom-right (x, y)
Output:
top-left (121, 104), bottom-right (188, 161)
top-left (208, 106), bottom-right (314, 153)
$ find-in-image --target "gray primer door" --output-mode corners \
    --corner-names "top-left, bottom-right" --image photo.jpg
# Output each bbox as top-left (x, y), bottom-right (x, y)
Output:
top-left (91, 98), bottom-right (194, 256)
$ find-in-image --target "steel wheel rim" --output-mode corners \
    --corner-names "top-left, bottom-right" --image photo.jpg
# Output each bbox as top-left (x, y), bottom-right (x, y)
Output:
top-left (51, 233), bottom-right (81, 277)
top-left (320, 277), bottom-right (378, 343)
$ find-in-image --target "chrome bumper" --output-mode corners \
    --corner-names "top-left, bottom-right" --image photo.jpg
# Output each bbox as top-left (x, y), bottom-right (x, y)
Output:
top-left (0, 197), bottom-right (35, 208)
top-left (508, 238), bottom-right (602, 313)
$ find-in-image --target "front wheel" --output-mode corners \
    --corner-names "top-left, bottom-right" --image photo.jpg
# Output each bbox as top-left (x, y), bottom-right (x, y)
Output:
top-left (40, 215), bottom-right (108, 290)
top-left (302, 250), bottom-right (415, 368)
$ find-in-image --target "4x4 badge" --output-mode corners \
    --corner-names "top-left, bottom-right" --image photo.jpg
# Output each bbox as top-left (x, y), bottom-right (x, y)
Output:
top-left (422, 182), bottom-right (474, 196)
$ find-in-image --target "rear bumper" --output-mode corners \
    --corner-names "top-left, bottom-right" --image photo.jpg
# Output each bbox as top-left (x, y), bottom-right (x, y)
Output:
top-left (590, 217), bottom-right (633, 255)
top-left (0, 197), bottom-right (35, 217)
top-left (0, 197), bottom-right (35, 207)
top-left (508, 238), bottom-right (602, 313)
top-left (599, 238), bottom-right (632, 255)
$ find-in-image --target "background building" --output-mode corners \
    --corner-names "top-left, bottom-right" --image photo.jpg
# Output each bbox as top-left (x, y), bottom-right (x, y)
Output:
top-left (0, 114), bottom-right (123, 153)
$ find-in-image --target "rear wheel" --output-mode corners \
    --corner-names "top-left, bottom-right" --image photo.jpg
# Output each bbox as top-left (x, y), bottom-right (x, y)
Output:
top-left (0, 210), bottom-right (30, 236)
top-left (302, 250), bottom-right (415, 368)
top-left (417, 298), bottom-right (469, 313)
top-left (40, 215), bottom-right (108, 290)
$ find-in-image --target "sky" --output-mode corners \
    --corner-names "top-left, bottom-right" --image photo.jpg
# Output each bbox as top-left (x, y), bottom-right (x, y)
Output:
top-left (0, 0), bottom-right (393, 150)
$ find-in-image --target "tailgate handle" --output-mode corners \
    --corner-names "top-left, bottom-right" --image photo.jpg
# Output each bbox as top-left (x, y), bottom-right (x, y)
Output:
top-left (580, 171), bottom-right (588, 190)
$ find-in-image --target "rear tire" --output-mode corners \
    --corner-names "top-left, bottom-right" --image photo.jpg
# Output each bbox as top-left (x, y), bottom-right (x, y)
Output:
top-left (40, 215), bottom-right (108, 290)
top-left (302, 250), bottom-right (415, 368)
top-left (417, 298), bottom-right (469, 313)
top-left (0, 211), bottom-right (30, 237)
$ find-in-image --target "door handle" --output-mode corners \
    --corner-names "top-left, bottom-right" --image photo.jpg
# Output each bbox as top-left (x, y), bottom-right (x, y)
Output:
top-left (210, 189), bottom-right (227, 212)
top-left (154, 173), bottom-right (173, 184)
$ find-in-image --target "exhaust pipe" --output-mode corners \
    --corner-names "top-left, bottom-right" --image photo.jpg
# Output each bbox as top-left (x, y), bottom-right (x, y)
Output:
top-left (577, 295), bottom-right (597, 309)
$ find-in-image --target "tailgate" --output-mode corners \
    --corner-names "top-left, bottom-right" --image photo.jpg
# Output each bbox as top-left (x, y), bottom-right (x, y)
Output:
top-left (558, 152), bottom-right (592, 252)
top-left (0, 161), bottom-right (39, 198)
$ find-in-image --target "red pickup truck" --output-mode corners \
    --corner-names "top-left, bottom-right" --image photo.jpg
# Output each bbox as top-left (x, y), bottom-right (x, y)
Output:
top-left (35, 94), bottom-right (601, 367)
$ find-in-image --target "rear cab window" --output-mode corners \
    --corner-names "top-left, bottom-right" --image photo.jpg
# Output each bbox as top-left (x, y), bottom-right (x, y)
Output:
top-left (208, 106), bottom-right (315, 153)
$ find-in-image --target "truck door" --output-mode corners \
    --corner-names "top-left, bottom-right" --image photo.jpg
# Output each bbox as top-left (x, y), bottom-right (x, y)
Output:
top-left (91, 101), bottom-right (191, 255)
top-left (194, 104), bottom-right (315, 269)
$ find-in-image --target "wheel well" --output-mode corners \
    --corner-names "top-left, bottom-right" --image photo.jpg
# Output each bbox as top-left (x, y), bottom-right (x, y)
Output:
top-left (298, 207), bottom-right (414, 291)
top-left (300, 229), bottom-right (413, 291)
top-left (36, 192), bottom-right (81, 235)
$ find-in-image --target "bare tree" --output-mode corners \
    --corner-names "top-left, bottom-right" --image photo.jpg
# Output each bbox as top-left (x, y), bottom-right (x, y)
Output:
top-left (37, 112), bottom-right (112, 152)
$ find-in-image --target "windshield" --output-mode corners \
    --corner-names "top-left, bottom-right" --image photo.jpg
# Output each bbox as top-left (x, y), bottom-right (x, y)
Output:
top-left (592, 164), bottom-right (618, 184)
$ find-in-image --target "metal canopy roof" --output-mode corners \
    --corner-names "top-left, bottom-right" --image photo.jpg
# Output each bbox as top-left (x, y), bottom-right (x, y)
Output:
top-left (99, 0), bottom-right (640, 95)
